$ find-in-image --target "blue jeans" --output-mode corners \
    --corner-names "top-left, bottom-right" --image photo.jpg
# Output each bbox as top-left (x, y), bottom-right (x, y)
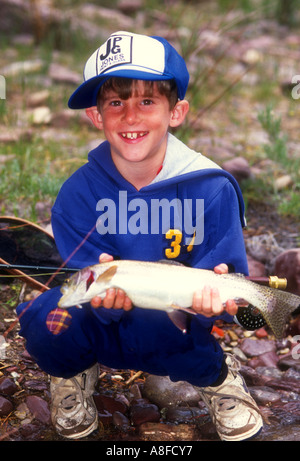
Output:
top-left (17, 286), bottom-right (224, 387)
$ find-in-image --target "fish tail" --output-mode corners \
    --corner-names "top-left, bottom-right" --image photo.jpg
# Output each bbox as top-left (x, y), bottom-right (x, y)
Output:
top-left (264, 289), bottom-right (300, 339)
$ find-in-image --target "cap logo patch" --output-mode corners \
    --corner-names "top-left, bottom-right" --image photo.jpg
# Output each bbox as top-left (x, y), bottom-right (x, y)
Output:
top-left (97, 34), bottom-right (133, 74)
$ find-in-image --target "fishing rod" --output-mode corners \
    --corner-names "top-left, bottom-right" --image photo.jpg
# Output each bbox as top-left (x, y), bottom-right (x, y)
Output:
top-left (0, 262), bottom-right (287, 289)
top-left (0, 263), bottom-right (79, 273)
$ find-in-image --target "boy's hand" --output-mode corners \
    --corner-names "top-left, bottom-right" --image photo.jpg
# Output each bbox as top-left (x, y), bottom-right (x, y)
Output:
top-left (90, 253), bottom-right (133, 311)
top-left (192, 263), bottom-right (238, 317)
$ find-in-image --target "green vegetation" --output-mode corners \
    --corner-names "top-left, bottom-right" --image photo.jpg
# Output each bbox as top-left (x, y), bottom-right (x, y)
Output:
top-left (0, 0), bottom-right (299, 221)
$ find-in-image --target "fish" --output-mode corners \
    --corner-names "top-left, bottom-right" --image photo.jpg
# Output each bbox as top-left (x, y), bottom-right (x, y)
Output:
top-left (58, 260), bottom-right (300, 339)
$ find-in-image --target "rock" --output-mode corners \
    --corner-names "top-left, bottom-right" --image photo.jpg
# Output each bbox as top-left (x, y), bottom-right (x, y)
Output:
top-left (112, 411), bottom-right (130, 431)
top-left (256, 366), bottom-right (282, 380)
top-left (275, 249), bottom-right (300, 295)
top-left (48, 63), bottom-right (81, 85)
top-left (274, 175), bottom-right (293, 190)
top-left (267, 379), bottom-right (300, 394)
top-left (278, 353), bottom-right (300, 372)
top-left (0, 396), bottom-right (13, 416)
top-left (14, 402), bottom-right (30, 420)
top-left (98, 409), bottom-right (113, 427)
top-left (165, 406), bottom-right (207, 424)
top-left (117, 0), bottom-right (144, 14)
top-left (240, 365), bottom-right (271, 386)
top-left (247, 254), bottom-right (266, 277)
top-left (27, 90), bottom-right (50, 107)
top-left (255, 327), bottom-right (268, 338)
top-left (247, 350), bottom-right (279, 368)
top-left (26, 395), bottom-right (50, 424)
top-left (2, 59), bottom-right (44, 77)
top-left (240, 338), bottom-right (276, 357)
top-left (24, 379), bottom-right (48, 391)
top-left (241, 49), bottom-right (262, 65)
top-left (222, 157), bottom-right (251, 183)
top-left (231, 346), bottom-right (248, 362)
top-left (93, 393), bottom-right (128, 415)
top-left (143, 375), bottom-right (201, 408)
top-left (128, 383), bottom-right (142, 401)
top-left (130, 401), bottom-right (161, 425)
top-left (139, 422), bottom-right (198, 441)
top-left (287, 317), bottom-right (300, 336)
top-left (0, 376), bottom-right (18, 395)
top-left (249, 386), bottom-right (281, 405)
top-left (28, 106), bottom-right (52, 125)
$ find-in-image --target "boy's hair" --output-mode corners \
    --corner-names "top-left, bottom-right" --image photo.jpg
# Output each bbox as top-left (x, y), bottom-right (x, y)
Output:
top-left (97, 77), bottom-right (179, 111)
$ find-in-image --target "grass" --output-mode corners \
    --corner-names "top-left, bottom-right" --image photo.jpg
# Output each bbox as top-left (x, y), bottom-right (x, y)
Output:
top-left (0, 0), bottom-right (299, 221)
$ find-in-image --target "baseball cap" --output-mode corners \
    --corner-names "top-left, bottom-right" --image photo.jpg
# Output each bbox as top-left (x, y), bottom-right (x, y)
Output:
top-left (68, 31), bottom-right (189, 109)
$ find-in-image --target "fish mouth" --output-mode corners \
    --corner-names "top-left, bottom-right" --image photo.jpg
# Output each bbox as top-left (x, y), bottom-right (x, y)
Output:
top-left (120, 131), bottom-right (148, 140)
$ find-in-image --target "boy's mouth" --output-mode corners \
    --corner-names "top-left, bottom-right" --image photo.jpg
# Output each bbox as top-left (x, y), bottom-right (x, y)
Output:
top-left (120, 131), bottom-right (148, 140)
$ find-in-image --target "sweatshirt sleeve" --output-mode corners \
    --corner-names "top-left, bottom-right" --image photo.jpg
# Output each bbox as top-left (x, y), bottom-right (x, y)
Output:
top-left (191, 178), bottom-right (248, 274)
top-left (51, 174), bottom-right (116, 269)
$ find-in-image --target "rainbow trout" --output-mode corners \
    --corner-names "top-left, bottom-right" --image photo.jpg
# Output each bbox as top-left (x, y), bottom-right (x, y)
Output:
top-left (58, 260), bottom-right (300, 338)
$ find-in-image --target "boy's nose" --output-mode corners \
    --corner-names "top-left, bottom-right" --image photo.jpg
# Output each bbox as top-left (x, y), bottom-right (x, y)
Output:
top-left (122, 103), bottom-right (139, 125)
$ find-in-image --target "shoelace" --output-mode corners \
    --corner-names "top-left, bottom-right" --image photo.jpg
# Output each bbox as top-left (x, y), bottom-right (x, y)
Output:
top-left (53, 376), bottom-right (92, 419)
top-left (198, 354), bottom-right (263, 422)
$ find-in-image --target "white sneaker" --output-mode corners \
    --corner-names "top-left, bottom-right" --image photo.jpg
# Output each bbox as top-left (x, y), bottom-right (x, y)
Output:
top-left (198, 354), bottom-right (263, 441)
top-left (50, 364), bottom-right (99, 439)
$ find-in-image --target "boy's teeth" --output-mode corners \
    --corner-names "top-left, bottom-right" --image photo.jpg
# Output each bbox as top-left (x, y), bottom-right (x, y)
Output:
top-left (122, 132), bottom-right (146, 139)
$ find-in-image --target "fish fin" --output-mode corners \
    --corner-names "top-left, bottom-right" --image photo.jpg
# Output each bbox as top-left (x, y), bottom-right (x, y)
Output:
top-left (234, 298), bottom-right (250, 307)
top-left (171, 304), bottom-right (196, 316)
top-left (96, 265), bottom-right (118, 283)
top-left (168, 311), bottom-right (189, 334)
top-left (264, 289), bottom-right (300, 339)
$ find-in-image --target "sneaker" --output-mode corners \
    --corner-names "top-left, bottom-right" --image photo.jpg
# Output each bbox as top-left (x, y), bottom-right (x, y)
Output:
top-left (198, 354), bottom-right (263, 441)
top-left (50, 363), bottom-right (99, 439)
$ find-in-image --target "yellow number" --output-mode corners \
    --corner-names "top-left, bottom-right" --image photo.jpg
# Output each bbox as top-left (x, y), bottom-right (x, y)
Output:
top-left (187, 231), bottom-right (196, 253)
top-left (165, 229), bottom-right (182, 259)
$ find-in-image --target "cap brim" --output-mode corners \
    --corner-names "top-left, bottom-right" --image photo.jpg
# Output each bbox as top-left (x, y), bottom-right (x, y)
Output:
top-left (68, 70), bottom-right (174, 109)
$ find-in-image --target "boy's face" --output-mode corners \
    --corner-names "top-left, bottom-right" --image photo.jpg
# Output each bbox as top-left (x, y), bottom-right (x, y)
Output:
top-left (86, 80), bottom-right (189, 168)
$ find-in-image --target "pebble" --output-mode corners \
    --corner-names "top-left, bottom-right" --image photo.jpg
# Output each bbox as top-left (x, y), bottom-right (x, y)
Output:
top-left (275, 248), bottom-right (300, 295)
top-left (129, 401), bottom-right (161, 425)
top-left (0, 376), bottom-right (18, 395)
top-left (93, 393), bottom-right (127, 415)
top-left (26, 396), bottom-right (51, 424)
top-left (249, 386), bottom-right (281, 405)
top-left (139, 422), bottom-right (197, 441)
top-left (0, 395), bottom-right (13, 416)
top-left (222, 156), bottom-right (252, 183)
top-left (240, 337), bottom-right (276, 357)
top-left (112, 411), bottom-right (130, 431)
top-left (165, 406), bottom-right (207, 424)
top-left (143, 375), bottom-right (201, 408)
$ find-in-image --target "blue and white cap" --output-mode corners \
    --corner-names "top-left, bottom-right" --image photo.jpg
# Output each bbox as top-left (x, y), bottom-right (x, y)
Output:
top-left (68, 31), bottom-right (189, 109)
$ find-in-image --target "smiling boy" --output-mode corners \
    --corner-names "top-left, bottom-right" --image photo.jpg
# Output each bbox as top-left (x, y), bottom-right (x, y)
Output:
top-left (17, 31), bottom-right (263, 441)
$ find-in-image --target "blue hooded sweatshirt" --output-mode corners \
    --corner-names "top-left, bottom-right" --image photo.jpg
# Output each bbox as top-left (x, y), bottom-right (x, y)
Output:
top-left (17, 134), bottom-right (248, 386)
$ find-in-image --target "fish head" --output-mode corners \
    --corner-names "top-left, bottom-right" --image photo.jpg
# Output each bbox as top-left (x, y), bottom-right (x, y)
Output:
top-left (58, 266), bottom-right (97, 308)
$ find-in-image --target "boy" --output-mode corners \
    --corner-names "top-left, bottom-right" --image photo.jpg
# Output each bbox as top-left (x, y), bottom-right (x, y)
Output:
top-left (17, 31), bottom-right (263, 441)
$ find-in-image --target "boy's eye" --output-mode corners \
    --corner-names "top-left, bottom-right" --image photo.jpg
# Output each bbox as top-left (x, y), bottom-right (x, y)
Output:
top-left (141, 99), bottom-right (153, 106)
top-left (109, 100), bottom-right (122, 107)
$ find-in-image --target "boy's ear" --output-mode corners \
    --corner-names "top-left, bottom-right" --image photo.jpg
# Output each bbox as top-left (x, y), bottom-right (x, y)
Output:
top-left (169, 100), bottom-right (189, 128)
top-left (85, 106), bottom-right (103, 129)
